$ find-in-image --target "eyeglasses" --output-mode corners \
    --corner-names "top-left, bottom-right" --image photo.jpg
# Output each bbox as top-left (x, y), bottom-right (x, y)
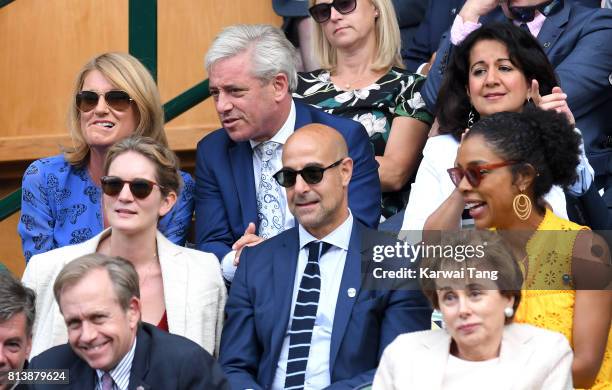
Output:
top-left (76, 90), bottom-right (133, 112)
top-left (447, 161), bottom-right (520, 187)
top-left (273, 158), bottom-right (345, 188)
top-left (309, 0), bottom-right (357, 23)
top-left (100, 176), bottom-right (163, 199)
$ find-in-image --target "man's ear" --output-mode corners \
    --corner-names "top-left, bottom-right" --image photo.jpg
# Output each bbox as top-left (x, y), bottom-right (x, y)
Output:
top-left (340, 157), bottom-right (353, 187)
top-left (126, 297), bottom-right (141, 329)
top-left (271, 73), bottom-right (290, 102)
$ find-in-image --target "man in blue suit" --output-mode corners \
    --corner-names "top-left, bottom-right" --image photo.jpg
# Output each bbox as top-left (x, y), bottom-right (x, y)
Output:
top-left (196, 24), bottom-right (381, 282)
top-left (219, 124), bottom-right (431, 389)
top-left (28, 254), bottom-right (228, 389)
top-left (415, 0), bottom-right (612, 188)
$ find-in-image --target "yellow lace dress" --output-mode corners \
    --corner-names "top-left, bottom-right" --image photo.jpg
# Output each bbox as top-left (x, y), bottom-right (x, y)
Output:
top-left (514, 209), bottom-right (611, 389)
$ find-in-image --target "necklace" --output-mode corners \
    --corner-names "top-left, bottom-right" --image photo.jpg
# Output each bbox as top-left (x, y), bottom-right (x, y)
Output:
top-left (333, 71), bottom-right (370, 90)
top-left (139, 252), bottom-right (159, 287)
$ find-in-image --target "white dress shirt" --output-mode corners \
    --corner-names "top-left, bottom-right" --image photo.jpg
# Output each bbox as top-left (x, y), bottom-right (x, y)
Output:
top-left (95, 336), bottom-right (136, 390)
top-left (221, 101), bottom-right (297, 281)
top-left (271, 212), bottom-right (353, 390)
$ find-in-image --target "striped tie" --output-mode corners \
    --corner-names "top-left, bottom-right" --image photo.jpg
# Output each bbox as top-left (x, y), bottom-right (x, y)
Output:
top-left (284, 241), bottom-right (331, 390)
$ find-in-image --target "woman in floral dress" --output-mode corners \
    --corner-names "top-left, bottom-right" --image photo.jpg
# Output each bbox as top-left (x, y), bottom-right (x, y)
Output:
top-left (294, 0), bottom-right (433, 218)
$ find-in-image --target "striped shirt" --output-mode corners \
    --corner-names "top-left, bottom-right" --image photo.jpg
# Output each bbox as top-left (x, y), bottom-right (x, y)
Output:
top-left (95, 336), bottom-right (137, 390)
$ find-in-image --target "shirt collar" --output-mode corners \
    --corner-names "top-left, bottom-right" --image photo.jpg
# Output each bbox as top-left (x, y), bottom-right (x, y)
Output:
top-left (96, 335), bottom-right (137, 390)
top-left (513, 11), bottom-right (546, 35)
top-left (250, 100), bottom-right (296, 150)
top-left (298, 209), bottom-right (353, 252)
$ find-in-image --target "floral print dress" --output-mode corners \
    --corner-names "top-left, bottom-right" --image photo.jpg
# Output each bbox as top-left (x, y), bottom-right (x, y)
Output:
top-left (293, 67), bottom-right (433, 217)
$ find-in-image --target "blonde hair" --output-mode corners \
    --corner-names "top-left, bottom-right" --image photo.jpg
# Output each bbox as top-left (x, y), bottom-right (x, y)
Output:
top-left (64, 52), bottom-right (167, 167)
top-left (309, 0), bottom-right (404, 71)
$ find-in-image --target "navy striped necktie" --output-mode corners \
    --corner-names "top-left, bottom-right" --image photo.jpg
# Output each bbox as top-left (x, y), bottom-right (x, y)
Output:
top-left (284, 241), bottom-right (332, 390)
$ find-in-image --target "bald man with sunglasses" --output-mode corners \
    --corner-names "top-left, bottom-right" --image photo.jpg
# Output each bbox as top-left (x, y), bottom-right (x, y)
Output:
top-left (218, 124), bottom-right (431, 390)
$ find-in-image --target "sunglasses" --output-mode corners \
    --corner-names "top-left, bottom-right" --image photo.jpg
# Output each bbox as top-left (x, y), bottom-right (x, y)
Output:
top-left (309, 0), bottom-right (357, 23)
top-left (76, 90), bottom-right (133, 112)
top-left (447, 161), bottom-right (519, 188)
top-left (273, 158), bottom-right (345, 188)
top-left (100, 176), bottom-right (163, 199)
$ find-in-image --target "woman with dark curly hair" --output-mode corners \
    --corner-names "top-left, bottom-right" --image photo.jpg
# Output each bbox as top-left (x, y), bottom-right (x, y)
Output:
top-left (402, 22), bottom-right (601, 231)
top-left (453, 107), bottom-right (611, 389)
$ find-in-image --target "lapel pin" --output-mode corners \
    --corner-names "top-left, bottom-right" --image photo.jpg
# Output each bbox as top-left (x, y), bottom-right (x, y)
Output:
top-left (347, 287), bottom-right (356, 298)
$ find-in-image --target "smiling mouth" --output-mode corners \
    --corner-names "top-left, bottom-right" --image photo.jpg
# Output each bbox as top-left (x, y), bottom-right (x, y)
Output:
top-left (81, 340), bottom-right (109, 352)
top-left (484, 93), bottom-right (506, 99)
top-left (93, 121), bottom-right (115, 129)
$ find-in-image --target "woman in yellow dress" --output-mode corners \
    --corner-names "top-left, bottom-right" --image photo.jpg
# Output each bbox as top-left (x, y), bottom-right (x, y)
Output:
top-left (451, 107), bottom-right (611, 389)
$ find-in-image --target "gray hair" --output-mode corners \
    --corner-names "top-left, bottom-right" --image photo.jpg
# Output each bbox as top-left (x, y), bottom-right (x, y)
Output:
top-left (53, 254), bottom-right (140, 312)
top-left (0, 270), bottom-right (36, 337)
top-left (205, 24), bottom-right (299, 92)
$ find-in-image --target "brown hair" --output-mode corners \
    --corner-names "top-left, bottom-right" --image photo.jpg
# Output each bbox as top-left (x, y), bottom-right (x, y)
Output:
top-left (420, 230), bottom-right (522, 324)
top-left (53, 253), bottom-right (140, 312)
top-left (103, 135), bottom-right (182, 197)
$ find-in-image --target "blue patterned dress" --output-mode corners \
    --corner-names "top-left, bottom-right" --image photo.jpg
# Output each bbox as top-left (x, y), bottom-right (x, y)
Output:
top-left (294, 67), bottom-right (433, 217)
top-left (18, 154), bottom-right (194, 262)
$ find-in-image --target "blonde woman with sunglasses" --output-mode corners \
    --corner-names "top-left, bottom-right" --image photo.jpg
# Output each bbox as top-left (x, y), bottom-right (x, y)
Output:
top-left (18, 53), bottom-right (194, 262)
top-left (293, 0), bottom-right (433, 219)
top-left (22, 136), bottom-right (226, 360)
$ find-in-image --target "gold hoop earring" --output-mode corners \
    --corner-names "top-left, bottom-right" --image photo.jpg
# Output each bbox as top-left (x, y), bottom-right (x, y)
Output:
top-left (513, 191), bottom-right (532, 220)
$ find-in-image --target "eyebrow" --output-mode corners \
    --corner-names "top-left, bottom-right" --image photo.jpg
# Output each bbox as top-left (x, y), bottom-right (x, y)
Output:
top-left (469, 58), bottom-right (512, 72)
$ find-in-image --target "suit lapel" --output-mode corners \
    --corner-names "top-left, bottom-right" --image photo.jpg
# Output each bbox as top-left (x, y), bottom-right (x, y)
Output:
top-left (413, 332), bottom-right (450, 390)
top-left (157, 232), bottom-right (187, 336)
top-left (270, 229), bottom-right (300, 370)
top-left (537, 3), bottom-right (569, 56)
top-left (69, 358), bottom-right (96, 389)
top-left (498, 324), bottom-right (535, 388)
top-left (329, 222), bottom-right (362, 371)
top-left (294, 100), bottom-right (313, 131)
top-left (229, 141), bottom-right (258, 230)
top-left (128, 326), bottom-right (152, 390)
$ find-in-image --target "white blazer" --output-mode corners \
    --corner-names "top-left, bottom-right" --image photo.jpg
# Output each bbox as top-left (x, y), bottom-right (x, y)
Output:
top-left (22, 228), bottom-right (226, 358)
top-left (373, 323), bottom-right (573, 390)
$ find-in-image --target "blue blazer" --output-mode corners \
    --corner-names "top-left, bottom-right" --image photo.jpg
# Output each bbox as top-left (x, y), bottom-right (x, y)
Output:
top-left (404, 0), bottom-right (601, 72)
top-left (195, 100), bottom-right (382, 261)
top-left (420, 2), bottom-right (612, 178)
top-left (28, 323), bottom-right (229, 389)
top-left (218, 221), bottom-right (432, 390)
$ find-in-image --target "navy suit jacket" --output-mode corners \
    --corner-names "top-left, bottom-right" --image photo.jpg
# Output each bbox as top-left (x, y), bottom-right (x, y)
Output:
top-left (28, 323), bottom-right (229, 389)
top-left (195, 100), bottom-right (382, 261)
top-left (418, 1), bottom-right (612, 178)
top-left (218, 221), bottom-right (432, 389)
top-left (403, 0), bottom-right (601, 72)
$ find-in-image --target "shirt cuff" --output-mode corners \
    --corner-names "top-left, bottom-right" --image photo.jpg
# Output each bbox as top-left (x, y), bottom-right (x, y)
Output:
top-left (222, 250), bottom-right (238, 282)
top-left (416, 62), bottom-right (428, 76)
top-left (450, 14), bottom-right (482, 46)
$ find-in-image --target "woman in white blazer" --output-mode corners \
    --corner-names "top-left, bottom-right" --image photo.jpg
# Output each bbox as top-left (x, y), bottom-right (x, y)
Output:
top-left (22, 136), bottom-right (226, 358)
top-left (373, 231), bottom-right (573, 390)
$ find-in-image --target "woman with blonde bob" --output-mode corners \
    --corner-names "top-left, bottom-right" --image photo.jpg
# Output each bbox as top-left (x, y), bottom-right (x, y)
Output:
top-left (374, 231), bottom-right (574, 389)
top-left (294, 0), bottom-right (432, 218)
top-left (23, 136), bottom-right (225, 358)
top-left (18, 52), bottom-right (194, 262)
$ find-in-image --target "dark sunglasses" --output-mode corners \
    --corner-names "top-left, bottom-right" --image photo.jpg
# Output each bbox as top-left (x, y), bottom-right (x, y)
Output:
top-left (309, 0), bottom-right (357, 23)
top-left (273, 158), bottom-right (345, 188)
top-left (76, 90), bottom-right (133, 112)
top-left (447, 161), bottom-right (519, 188)
top-left (100, 176), bottom-right (163, 199)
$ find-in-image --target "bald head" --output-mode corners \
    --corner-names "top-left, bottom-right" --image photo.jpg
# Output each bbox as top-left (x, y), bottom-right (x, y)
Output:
top-left (284, 124), bottom-right (348, 164)
top-left (281, 123), bottom-right (352, 238)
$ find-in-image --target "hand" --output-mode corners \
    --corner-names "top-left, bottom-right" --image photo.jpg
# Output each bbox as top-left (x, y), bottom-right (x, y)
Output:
top-left (459, 0), bottom-right (499, 23)
top-left (421, 51), bottom-right (437, 76)
top-left (531, 79), bottom-right (575, 126)
top-left (232, 222), bottom-right (264, 266)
